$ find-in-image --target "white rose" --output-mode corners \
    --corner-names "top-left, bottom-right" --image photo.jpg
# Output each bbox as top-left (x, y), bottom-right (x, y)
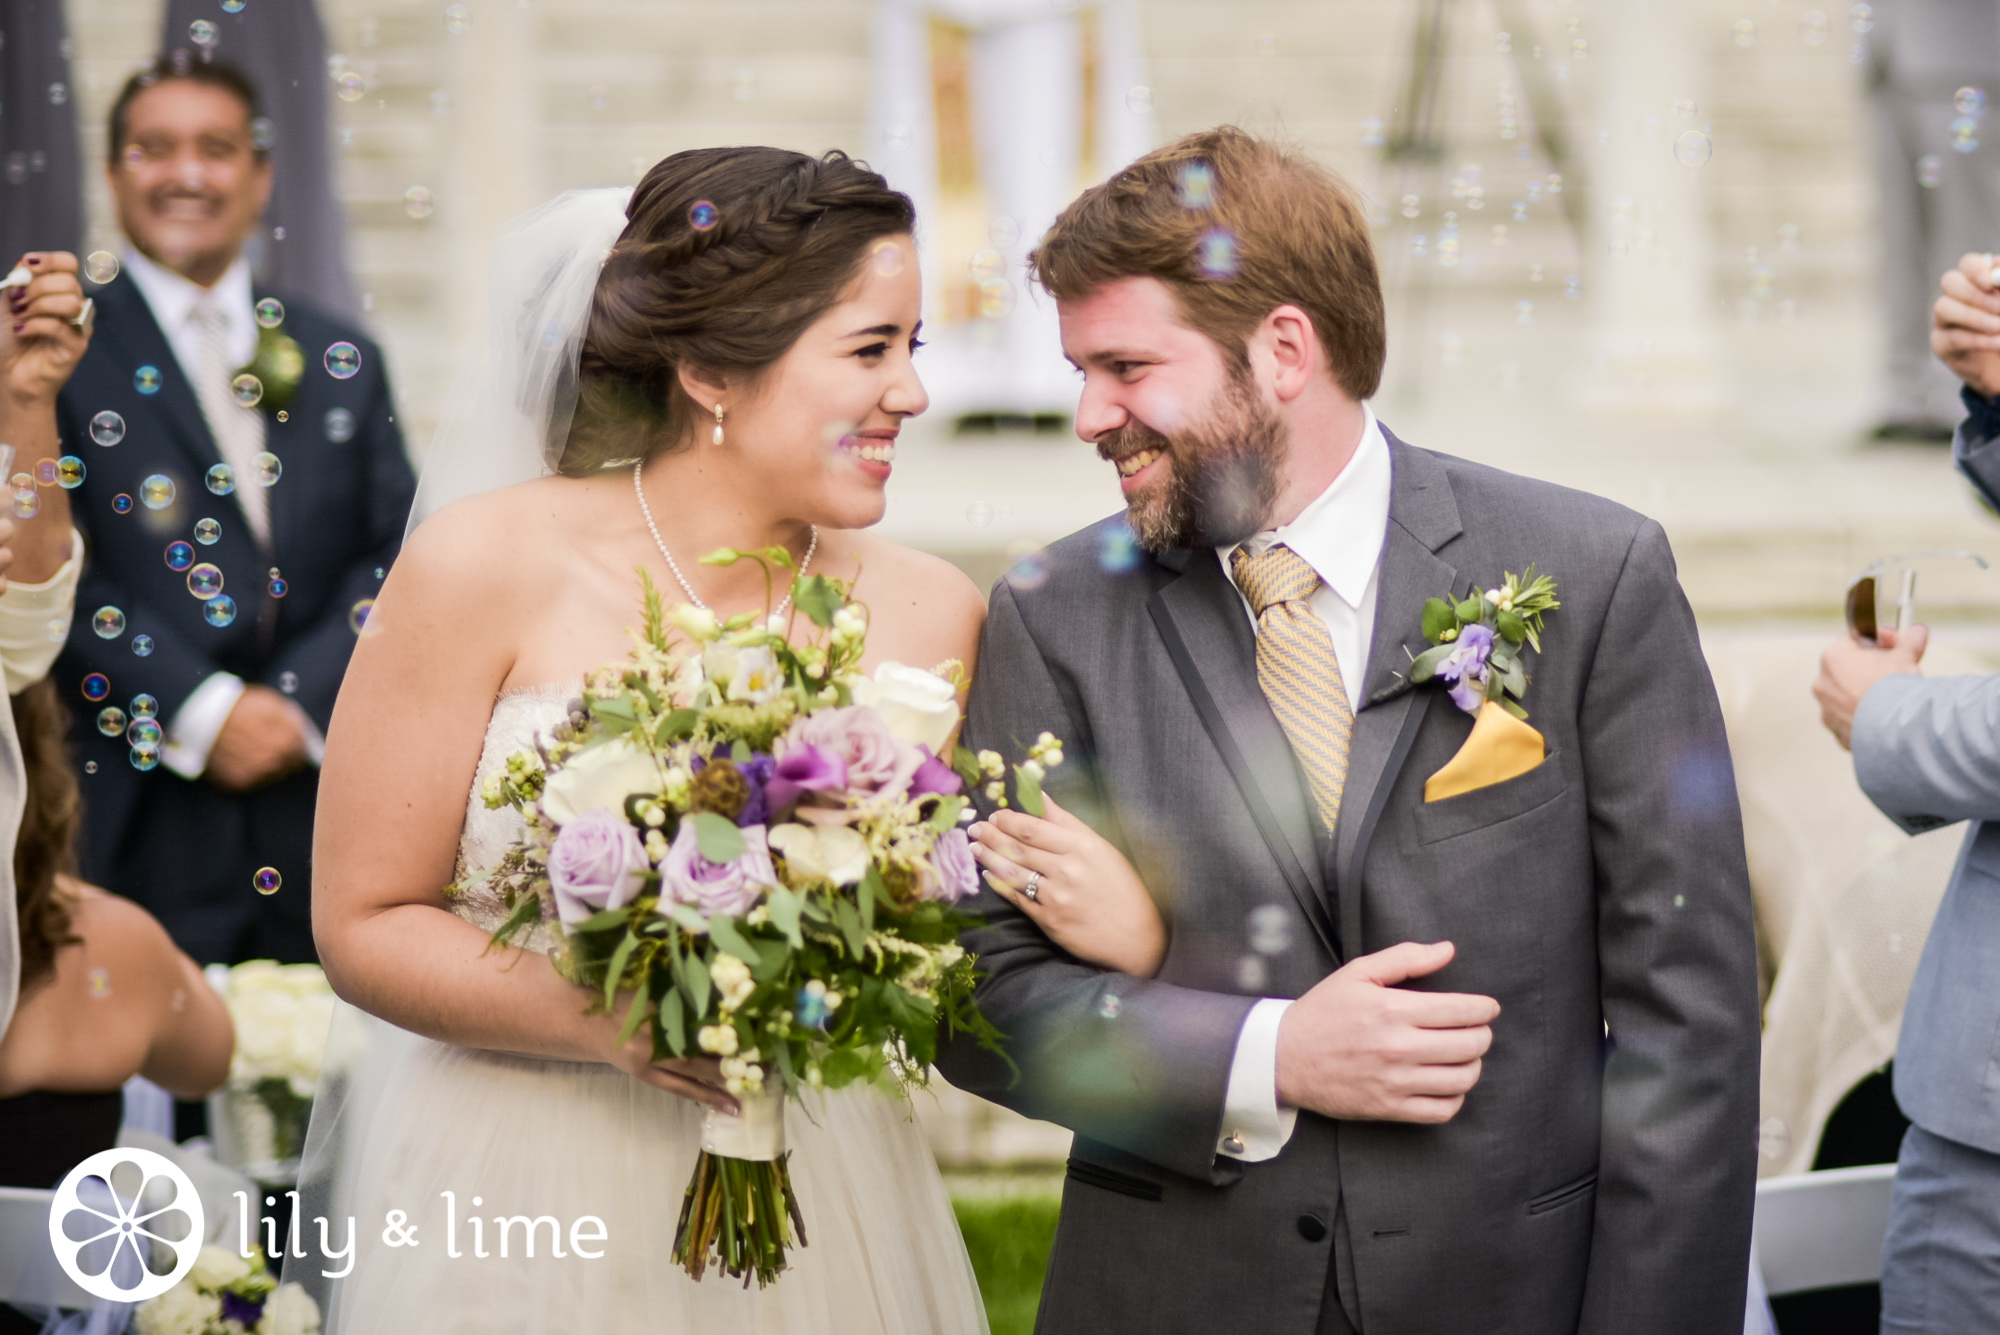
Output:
top-left (540, 739), bottom-right (660, 825)
top-left (850, 662), bottom-right (961, 756)
top-left (259, 1282), bottom-right (323, 1335)
top-left (767, 823), bottom-right (871, 887)
top-left (136, 1281), bottom-right (221, 1335)
top-left (189, 1243), bottom-right (252, 1289)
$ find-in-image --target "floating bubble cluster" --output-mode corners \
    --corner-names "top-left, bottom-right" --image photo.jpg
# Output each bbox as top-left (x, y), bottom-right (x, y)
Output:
top-left (205, 596), bottom-right (237, 628)
top-left (96, 707), bottom-right (126, 737)
top-left (56, 456), bottom-right (84, 488)
top-left (131, 695), bottom-right (157, 719)
top-left (187, 564), bottom-right (224, 600)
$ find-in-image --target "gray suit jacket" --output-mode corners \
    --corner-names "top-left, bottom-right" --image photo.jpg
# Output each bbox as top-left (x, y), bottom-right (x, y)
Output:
top-left (937, 434), bottom-right (1761, 1335)
top-left (1850, 417), bottom-right (2000, 1155)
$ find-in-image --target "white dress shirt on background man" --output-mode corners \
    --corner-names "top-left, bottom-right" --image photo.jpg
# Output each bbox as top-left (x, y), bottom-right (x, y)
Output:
top-left (120, 247), bottom-right (323, 780)
top-left (1211, 404), bottom-right (1391, 1161)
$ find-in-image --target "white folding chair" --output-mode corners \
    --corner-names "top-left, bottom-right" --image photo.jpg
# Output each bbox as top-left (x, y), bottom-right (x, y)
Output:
top-left (0, 1184), bottom-right (95, 1311)
top-left (1753, 1163), bottom-right (1898, 1297)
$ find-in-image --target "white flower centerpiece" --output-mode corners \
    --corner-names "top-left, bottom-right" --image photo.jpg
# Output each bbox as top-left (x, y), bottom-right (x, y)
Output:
top-left (205, 961), bottom-right (340, 1185)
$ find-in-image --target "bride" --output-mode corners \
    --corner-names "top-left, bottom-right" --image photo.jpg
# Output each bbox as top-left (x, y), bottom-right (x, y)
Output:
top-left (300, 148), bottom-right (1163, 1332)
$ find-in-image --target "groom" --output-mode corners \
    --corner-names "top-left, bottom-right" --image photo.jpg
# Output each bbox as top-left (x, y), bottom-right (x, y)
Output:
top-left (936, 128), bottom-right (1760, 1333)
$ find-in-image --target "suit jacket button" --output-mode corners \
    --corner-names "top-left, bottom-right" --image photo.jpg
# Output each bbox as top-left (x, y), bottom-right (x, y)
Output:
top-left (1296, 1214), bottom-right (1327, 1242)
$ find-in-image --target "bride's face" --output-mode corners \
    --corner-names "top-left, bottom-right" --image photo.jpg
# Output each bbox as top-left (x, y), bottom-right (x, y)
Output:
top-left (724, 234), bottom-right (927, 530)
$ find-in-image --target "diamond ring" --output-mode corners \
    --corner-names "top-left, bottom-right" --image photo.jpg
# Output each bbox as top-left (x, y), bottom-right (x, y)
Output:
top-left (1022, 871), bottom-right (1042, 903)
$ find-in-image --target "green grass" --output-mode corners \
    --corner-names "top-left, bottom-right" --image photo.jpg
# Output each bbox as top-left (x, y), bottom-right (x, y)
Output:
top-left (950, 1182), bottom-right (1063, 1335)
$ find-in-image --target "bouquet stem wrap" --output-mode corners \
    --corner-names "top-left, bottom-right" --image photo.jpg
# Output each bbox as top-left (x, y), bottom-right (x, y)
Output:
top-left (675, 1093), bottom-right (804, 1286)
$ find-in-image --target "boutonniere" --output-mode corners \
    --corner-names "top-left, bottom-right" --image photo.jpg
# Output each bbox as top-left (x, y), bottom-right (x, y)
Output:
top-left (238, 324), bottom-right (307, 414)
top-left (1409, 566), bottom-right (1560, 719)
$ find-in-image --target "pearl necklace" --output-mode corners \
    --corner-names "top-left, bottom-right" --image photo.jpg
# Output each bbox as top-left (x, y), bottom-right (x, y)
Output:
top-left (632, 460), bottom-right (818, 617)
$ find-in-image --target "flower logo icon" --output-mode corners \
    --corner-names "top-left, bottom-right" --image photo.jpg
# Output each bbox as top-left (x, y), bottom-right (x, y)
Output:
top-left (47, 1148), bottom-right (204, 1302)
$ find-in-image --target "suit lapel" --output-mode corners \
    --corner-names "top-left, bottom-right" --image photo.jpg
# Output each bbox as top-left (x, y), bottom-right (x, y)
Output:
top-left (1149, 548), bottom-right (1338, 960)
top-left (1332, 434), bottom-right (1466, 950)
top-left (91, 277), bottom-right (223, 485)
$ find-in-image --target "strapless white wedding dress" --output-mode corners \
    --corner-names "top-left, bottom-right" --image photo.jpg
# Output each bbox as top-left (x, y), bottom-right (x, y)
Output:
top-left (291, 686), bottom-right (987, 1334)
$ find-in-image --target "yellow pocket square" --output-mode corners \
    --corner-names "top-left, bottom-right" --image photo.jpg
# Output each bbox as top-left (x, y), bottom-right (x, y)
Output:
top-left (1424, 700), bottom-right (1546, 802)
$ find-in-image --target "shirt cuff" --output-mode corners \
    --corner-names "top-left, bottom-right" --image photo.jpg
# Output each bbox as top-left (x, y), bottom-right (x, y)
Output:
top-left (162, 672), bottom-right (247, 779)
top-left (1963, 384), bottom-right (2000, 444)
top-left (1217, 997), bottom-right (1298, 1162)
top-left (0, 528), bottom-right (81, 695)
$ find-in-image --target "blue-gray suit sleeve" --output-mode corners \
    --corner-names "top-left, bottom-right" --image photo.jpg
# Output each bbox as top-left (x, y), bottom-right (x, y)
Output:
top-left (1852, 671), bottom-right (2000, 830)
top-left (933, 580), bottom-right (1258, 1183)
top-left (1952, 387), bottom-right (2000, 509)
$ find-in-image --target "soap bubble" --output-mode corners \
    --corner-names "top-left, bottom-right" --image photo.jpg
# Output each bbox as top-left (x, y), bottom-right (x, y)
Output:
top-left (254, 867), bottom-right (282, 895)
top-left (84, 251), bottom-right (119, 285)
top-left (404, 186), bottom-right (434, 219)
top-left (112, 493), bottom-right (132, 514)
top-left (731, 67), bottom-right (757, 101)
top-left (12, 489), bottom-right (38, 518)
top-left (1199, 229), bottom-right (1240, 279)
top-left (86, 412), bottom-right (126, 452)
top-left (988, 216), bottom-right (1020, 248)
top-left (253, 452), bottom-right (282, 486)
top-left (349, 599), bottom-right (379, 635)
top-left (164, 541), bottom-right (193, 571)
top-left (222, 0), bottom-right (244, 12)
top-left (1800, 10), bottom-right (1829, 46)
top-left (1673, 130), bottom-right (1713, 168)
top-left (444, 3), bottom-right (470, 32)
top-left (56, 456), bottom-right (85, 488)
top-left (1097, 993), bottom-right (1122, 1019)
top-left (1361, 116), bottom-right (1386, 149)
top-left (1852, 4), bottom-right (1875, 34)
top-left (186, 563), bottom-right (224, 599)
top-left (336, 72), bottom-right (365, 103)
top-left (87, 966), bottom-right (110, 997)
top-left (1124, 85), bottom-right (1152, 113)
top-left (126, 717), bottom-right (162, 748)
top-left (254, 297), bottom-right (284, 329)
top-left (322, 406), bottom-right (356, 443)
top-left (1957, 86), bottom-right (1988, 118)
top-left (250, 117), bottom-right (274, 152)
top-left (80, 673), bottom-right (109, 701)
top-left (92, 607), bottom-right (124, 639)
top-left (966, 248), bottom-right (1004, 282)
top-left (189, 19), bottom-right (218, 46)
top-left (1004, 551), bottom-right (1048, 593)
top-left (1247, 904), bottom-right (1293, 955)
top-left (206, 464), bottom-right (236, 496)
top-left (129, 746), bottom-right (159, 772)
top-left (132, 635), bottom-right (153, 657)
top-left (870, 239), bottom-right (904, 276)
top-left (1516, 299), bottom-right (1535, 324)
top-left (230, 374), bottom-right (262, 408)
top-left (194, 518), bottom-right (220, 545)
top-left (1952, 117), bottom-right (1980, 153)
top-left (130, 694), bottom-right (157, 719)
top-left (141, 475), bottom-right (176, 510)
top-left (324, 342), bottom-right (361, 379)
top-left (689, 200), bottom-right (718, 231)
top-left (134, 365), bottom-right (161, 395)
top-left (33, 458), bottom-right (56, 487)
top-left (205, 596), bottom-right (237, 627)
top-left (1919, 154), bottom-right (1945, 187)
top-left (83, 761), bottom-right (96, 774)
top-left (1235, 955), bottom-right (1269, 990)
top-left (976, 279), bottom-right (1016, 319)
top-left (966, 501), bottom-right (994, 528)
top-left (1177, 163), bottom-right (1215, 209)
top-left (1098, 523), bottom-right (1141, 573)
top-left (268, 576), bottom-right (288, 598)
top-left (1732, 18), bottom-right (1756, 46)
top-left (278, 671), bottom-right (298, 694)
top-left (96, 707), bottom-right (126, 737)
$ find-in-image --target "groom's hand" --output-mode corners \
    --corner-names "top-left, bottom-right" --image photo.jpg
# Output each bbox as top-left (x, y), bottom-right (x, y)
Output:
top-left (1275, 941), bottom-right (1498, 1124)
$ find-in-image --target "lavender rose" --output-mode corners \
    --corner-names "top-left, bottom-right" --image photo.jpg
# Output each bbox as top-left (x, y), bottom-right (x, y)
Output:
top-left (782, 706), bottom-right (922, 801)
top-left (765, 742), bottom-right (847, 813)
top-left (909, 747), bottom-right (963, 800)
top-left (1436, 621), bottom-right (1495, 715)
top-left (547, 809), bottom-right (651, 926)
top-left (659, 821), bottom-right (778, 918)
top-left (922, 827), bottom-right (981, 902)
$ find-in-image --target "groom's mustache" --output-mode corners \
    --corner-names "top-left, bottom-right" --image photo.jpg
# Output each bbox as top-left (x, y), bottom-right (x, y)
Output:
top-left (1095, 419), bottom-right (1173, 466)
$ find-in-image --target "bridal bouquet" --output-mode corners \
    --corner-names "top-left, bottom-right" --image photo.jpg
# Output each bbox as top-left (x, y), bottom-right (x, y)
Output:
top-left (462, 549), bottom-right (1029, 1287)
top-left (134, 1245), bottom-right (320, 1335)
top-left (204, 961), bottom-right (344, 1184)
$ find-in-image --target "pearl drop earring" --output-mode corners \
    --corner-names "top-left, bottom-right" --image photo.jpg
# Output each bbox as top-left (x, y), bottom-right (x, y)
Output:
top-left (712, 402), bottom-right (726, 446)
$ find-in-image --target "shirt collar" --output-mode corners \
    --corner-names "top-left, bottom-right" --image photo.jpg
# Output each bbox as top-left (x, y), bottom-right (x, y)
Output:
top-left (1219, 404), bottom-right (1392, 609)
top-left (121, 244), bottom-right (253, 333)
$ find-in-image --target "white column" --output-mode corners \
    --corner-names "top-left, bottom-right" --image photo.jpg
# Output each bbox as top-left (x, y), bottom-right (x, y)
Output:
top-left (1575, 0), bottom-right (1723, 409)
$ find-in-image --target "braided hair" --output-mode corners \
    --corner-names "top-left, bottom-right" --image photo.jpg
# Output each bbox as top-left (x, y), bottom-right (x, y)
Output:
top-left (560, 147), bottom-right (916, 474)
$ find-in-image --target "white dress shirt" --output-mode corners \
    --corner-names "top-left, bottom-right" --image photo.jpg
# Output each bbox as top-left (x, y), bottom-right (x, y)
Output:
top-left (122, 247), bottom-right (324, 778)
top-left (1210, 406), bottom-right (1393, 1162)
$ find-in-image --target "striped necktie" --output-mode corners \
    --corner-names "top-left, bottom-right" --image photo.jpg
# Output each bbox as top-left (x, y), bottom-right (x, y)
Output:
top-left (190, 299), bottom-right (271, 547)
top-left (1230, 543), bottom-right (1354, 832)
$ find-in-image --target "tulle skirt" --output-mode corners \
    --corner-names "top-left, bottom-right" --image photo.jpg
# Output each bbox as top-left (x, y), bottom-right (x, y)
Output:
top-left (288, 1002), bottom-right (986, 1335)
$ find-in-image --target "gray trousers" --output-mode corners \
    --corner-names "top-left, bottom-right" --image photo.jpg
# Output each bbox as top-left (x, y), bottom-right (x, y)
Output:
top-left (1881, 1124), bottom-right (2000, 1332)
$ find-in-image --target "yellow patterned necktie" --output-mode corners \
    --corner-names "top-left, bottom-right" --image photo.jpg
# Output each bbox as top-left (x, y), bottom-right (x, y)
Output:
top-left (1230, 543), bottom-right (1354, 832)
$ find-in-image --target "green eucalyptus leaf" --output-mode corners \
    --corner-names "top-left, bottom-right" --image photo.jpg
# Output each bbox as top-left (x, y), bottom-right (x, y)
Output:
top-left (616, 988), bottom-right (650, 1043)
top-left (666, 902), bottom-right (709, 935)
top-left (1421, 597), bottom-right (1456, 642)
top-left (860, 867), bottom-right (889, 935)
top-left (1496, 610), bottom-right (1528, 643)
top-left (929, 796), bottom-right (968, 833)
top-left (691, 811), bottom-right (746, 864)
top-left (1408, 642), bottom-right (1456, 683)
top-left (658, 989), bottom-right (687, 1055)
top-left (793, 575), bottom-right (844, 629)
top-left (681, 949), bottom-right (711, 1017)
top-left (602, 932), bottom-right (640, 1008)
top-left (831, 896), bottom-right (867, 959)
top-left (573, 907), bottom-right (630, 934)
top-left (951, 745), bottom-right (983, 788)
top-left (765, 885), bottom-right (804, 948)
top-left (1013, 764), bottom-right (1046, 817)
top-left (655, 708), bottom-right (699, 743)
top-left (1455, 595), bottom-right (1483, 622)
top-left (707, 915), bottom-right (763, 966)
top-left (1501, 697), bottom-right (1530, 720)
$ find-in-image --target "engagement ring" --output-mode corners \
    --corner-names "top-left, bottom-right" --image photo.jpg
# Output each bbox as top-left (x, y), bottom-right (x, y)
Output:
top-left (1022, 871), bottom-right (1041, 903)
top-left (71, 298), bottom-right (93, 333)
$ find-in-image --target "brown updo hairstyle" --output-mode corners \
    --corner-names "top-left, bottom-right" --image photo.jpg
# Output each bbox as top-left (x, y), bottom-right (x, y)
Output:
top-left (559, 147), bottom-right (917, 474)
top-left (13, 678), bottom-right (81, 992)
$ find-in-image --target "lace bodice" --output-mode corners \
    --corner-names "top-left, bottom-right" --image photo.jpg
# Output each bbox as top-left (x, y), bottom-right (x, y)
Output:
top-left (445, 684), bottom-right (579, 954)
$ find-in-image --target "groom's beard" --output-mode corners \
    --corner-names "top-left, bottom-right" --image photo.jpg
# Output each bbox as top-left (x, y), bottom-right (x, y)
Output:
top-left (1102, 373), bottom-right (1285, 552)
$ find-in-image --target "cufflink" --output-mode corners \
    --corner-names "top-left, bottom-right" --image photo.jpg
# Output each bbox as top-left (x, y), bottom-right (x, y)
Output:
top-left (1222, 1133), bottom-right (1245, 1155)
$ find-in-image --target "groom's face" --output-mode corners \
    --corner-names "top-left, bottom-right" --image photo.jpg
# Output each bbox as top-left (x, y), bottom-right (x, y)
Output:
top-left (1060, 276), bottom-right (1285, 551)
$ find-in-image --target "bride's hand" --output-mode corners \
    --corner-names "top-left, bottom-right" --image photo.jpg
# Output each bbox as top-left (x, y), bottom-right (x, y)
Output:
top-left (595, 998), bottom-right (740, 1115)
top-left (969, 796), bottom-right (1167, 977)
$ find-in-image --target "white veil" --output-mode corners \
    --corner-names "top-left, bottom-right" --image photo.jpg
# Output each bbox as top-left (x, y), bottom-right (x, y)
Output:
top-left (407, 186), bottom-right (634, 532)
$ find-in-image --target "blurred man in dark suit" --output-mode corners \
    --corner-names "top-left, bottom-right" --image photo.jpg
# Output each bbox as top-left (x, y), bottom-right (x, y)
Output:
top-left (56, 58), bottom-right (415, 967)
